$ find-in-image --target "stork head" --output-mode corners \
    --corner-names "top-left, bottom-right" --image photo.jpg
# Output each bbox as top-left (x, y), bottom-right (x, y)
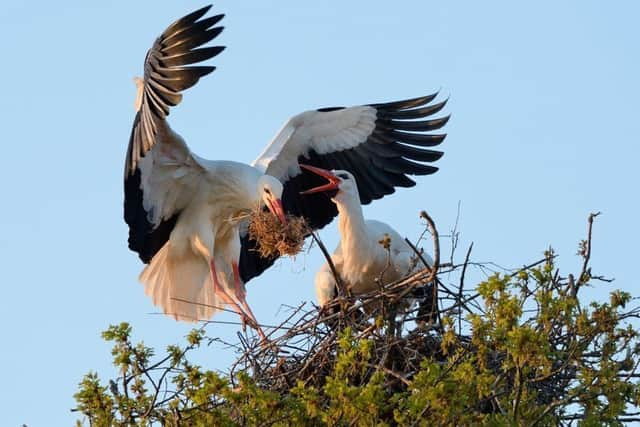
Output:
top-left (299, 164), bottom-right (358, 203)
top-left (257, 175), bottom-right (287, 224)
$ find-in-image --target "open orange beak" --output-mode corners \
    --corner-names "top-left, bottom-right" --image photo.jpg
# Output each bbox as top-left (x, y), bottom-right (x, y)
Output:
top-left (267, 198), bottom-right (287, 224)
top-left (299, 164), bottom-right (341, 195)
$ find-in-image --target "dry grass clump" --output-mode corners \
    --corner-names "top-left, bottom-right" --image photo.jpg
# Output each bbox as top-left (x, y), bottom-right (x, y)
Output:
top-left (248, 208), bottom-right (309, 258)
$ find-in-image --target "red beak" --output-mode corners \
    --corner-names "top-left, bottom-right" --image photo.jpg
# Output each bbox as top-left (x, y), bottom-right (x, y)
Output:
top-left (267, 198), bottom-right (287, 224)
top-left (299, 164), bottom-right (341, 195)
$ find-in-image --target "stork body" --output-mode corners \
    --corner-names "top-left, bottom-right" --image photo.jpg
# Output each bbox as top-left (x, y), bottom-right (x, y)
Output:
top-left (136, 149), bottom-right (281, 324)
top-left (125, 5), bottom-right (448, 334)
top-left (124, 8), bottom-right (285, 334)
top-left (301, 167), bottom-right (431, 307)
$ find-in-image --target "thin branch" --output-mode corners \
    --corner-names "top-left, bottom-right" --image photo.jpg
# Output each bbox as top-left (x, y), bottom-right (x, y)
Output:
top-left (458, 242), bottom-right (473, 334)
top-left (577, 211), bottom-right (600, 288)
top-left (311, 231), bottom-right (345, 296)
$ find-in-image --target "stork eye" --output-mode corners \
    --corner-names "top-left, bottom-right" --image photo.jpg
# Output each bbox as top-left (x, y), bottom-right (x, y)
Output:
top-left (337, 173), bottom-right (348, 179)
top-left (264, 188), bottom-right (271, 195)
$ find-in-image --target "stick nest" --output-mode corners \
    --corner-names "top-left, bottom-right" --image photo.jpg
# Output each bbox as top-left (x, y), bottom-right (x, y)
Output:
top-left (247, 208), bottom-right (309, 258)
top-left (230, 264), bottom-right (442, 391)
top-left (229, 262), bottom-right (581, 414)
top-left (218, 213), bottom-right (628, 422)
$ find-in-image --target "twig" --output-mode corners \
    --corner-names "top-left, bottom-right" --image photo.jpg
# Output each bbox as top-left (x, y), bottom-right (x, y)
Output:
top-left (311, 231), bottom-right (345, 296)
top-left (576, 211), bottom-right (600, 289)
top-left (458, 243), bottom-right (473, 334)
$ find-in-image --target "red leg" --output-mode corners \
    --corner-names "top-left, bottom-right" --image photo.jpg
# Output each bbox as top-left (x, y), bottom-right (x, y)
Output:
top-left (210, 260), bottom-right (250, 328)
top-left (232, 263), bottom-right (266, 341)
top-left (231, 263), bottom-right (246, 300)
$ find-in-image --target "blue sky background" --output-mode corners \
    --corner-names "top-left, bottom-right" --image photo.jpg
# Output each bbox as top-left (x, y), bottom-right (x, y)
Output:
top-left (1, 1), bottom-right (638, 425)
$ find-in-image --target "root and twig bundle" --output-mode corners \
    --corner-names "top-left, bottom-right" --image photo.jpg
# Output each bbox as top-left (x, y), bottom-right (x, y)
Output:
top-left (247, 208), bottom-right (309, 258)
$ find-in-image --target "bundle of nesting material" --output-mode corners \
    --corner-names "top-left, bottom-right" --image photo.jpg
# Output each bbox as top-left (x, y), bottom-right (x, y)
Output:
top-left (247, 208), bottom-right (309, 258)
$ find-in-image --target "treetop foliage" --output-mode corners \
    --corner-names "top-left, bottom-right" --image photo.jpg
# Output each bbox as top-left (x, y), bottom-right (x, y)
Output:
top-left (75, 213), bottom-right (640, 426)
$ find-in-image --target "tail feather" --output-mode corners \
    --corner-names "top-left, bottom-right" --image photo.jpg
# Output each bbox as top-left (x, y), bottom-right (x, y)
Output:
top-left (139, 242), bottom-right (221, 322)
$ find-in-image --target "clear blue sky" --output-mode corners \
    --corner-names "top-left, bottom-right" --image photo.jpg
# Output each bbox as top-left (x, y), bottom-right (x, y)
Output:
top-left (1, 1), bottom-right (638, 425)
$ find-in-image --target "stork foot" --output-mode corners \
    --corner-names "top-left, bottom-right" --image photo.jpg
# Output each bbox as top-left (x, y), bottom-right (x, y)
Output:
top-left (210, 261), bottom-right (251, 322)
top-left (233, 262), bottom-right (267, 342)
top-left (208, 260), bottom-right (266, 342)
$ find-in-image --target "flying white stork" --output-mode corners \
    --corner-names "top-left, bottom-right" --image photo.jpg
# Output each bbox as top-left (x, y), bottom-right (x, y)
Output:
top-left (298, 166), bottom-right (433, 307)
top-left (124, 5), bottom-right (448, 335)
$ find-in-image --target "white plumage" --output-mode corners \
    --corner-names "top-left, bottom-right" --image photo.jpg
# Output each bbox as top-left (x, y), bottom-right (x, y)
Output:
top-left (137, 144), bottom-right (283, 324)
top-left (124, 7), bottom-right (286, 337)
top-left (299, 166), bottom-right (432, 307)
top-left (124, 6), bottom-right (448, 336)
top-left (253, 107), bottom-right (377, 181)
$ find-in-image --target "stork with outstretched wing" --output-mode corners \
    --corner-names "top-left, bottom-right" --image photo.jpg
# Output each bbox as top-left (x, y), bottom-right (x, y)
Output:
top-left (241, 91), bottom-right (447, 283)
top-left (124, 5), bottom-right (448, 338)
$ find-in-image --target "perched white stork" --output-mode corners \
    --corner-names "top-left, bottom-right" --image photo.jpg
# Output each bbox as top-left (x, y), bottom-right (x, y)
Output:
top-left (125, 5), bottom-right (448, 334)
top-left (298, 166), bottom-right (433, 307)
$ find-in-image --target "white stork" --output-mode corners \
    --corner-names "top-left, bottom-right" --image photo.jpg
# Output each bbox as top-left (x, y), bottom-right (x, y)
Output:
top-left (298, 166), bottom-right (433, 307)
top-left (124, 5), bottom-right (448, 335)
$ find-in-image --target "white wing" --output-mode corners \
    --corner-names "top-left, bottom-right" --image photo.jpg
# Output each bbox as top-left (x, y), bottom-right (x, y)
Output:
top-left (239, 94), bottom-right (448, 284)
top-left (124, 5), bottom-right (225, 263)
top-left (252, 94), bottom-right (448, 204)
top-left (253, 106), bottom-right (377, 180)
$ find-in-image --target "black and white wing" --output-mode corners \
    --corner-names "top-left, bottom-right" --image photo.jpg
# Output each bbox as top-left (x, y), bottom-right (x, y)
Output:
top-left (239, 93), bottom-right (448, 281)
top-left (124, 5), bottom-right (225, 263)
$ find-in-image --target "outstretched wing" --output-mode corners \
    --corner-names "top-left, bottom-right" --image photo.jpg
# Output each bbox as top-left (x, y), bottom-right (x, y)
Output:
top-left (124, 5), bottom-right (225, 263)
top-left (240, 93), bottom-right (448, 282)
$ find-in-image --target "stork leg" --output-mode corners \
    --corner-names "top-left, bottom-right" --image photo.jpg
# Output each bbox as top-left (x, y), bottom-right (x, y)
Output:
top-left (232, 262), bottom-right (266, 341)
top-left (209, 260), bottom-right (255, 330)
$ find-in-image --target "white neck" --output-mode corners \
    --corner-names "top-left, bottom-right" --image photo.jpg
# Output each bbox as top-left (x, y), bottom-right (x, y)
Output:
top-left (335, 192), bottom-right (371, 267)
